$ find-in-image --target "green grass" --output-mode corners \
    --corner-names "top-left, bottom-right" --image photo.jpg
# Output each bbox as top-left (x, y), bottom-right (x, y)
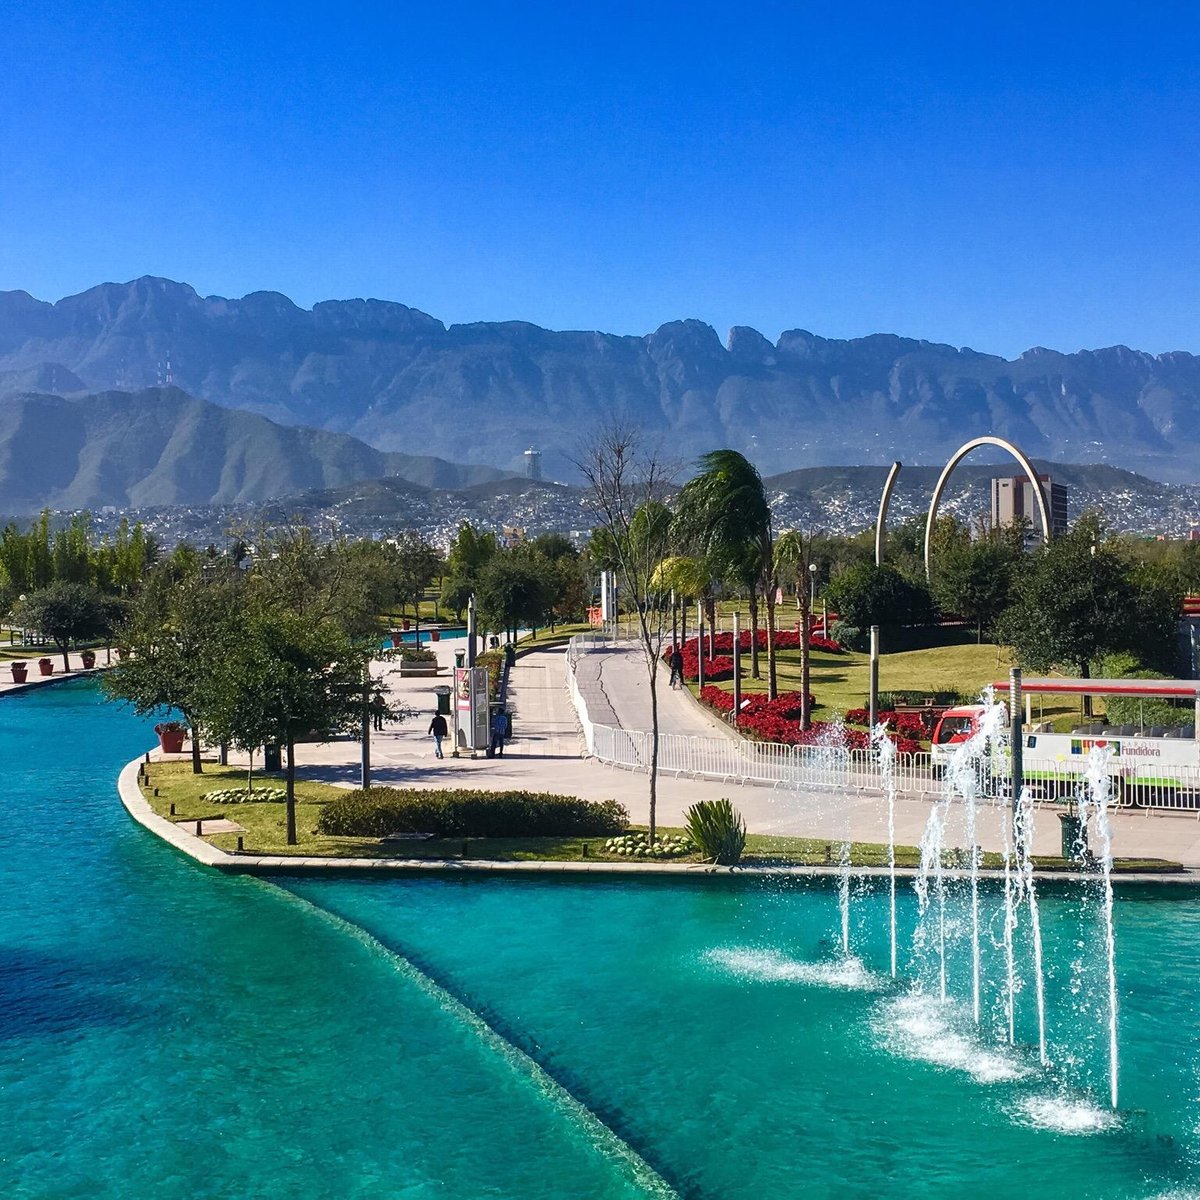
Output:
top-left (694, 635), bottom-right (1084, 731)
top-left (139, 763), bottom-right (1179, 871)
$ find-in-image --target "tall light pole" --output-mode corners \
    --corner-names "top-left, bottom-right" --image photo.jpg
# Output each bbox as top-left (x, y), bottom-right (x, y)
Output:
top-left (808, 562), bottom-right (817, 610)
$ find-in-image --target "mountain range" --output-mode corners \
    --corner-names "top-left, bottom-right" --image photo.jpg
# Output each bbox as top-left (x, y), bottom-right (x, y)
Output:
top-left (0, 387), bottom-right (507, 512)
top-left (2, 276), bottom-right (1200, 484)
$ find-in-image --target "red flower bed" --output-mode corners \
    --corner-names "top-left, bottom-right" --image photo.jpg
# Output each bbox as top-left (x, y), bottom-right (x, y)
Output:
top-left (843, 708), bottom-right (926, 739)
top-left (699, 687), bottom-right (922, 754)
top-left (665, 629), bottom-right (843, 682)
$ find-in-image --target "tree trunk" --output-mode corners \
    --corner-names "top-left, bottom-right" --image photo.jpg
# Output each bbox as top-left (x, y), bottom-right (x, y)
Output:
top-left (705, 597), bottom-right (717, 653)
top-left (185, 712), bottom-right (203, 775)
top-left (285, 731), bottom-right (297, 845)
top-left (799, 587), bottom-right (812, 730)
top-left (246, 750), bottom-right (254, 795)
top-left (748, 592), bottom-right (760, 679)
top-left (765, 585), bottom-right (778, 700)
top-left (59, 640), bottom-right (70, 673)
top-left (648, 665), bottom-right (659, 845)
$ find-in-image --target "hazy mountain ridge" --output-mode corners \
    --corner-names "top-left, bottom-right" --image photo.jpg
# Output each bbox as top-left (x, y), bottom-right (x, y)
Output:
top-left (2, 277), bottom-right (1200, 482)
top-left (0, 387), bottom-right (509, 512)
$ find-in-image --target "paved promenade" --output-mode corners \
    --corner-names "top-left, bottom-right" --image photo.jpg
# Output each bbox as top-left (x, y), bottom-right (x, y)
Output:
top-left (0, 649), bottom-right (110, 697)
top-left (246, 637), bottom-right (1200, 868)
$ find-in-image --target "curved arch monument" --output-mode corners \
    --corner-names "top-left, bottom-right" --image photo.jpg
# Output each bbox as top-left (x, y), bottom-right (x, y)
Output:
top-left (922, 436), bottom-right (1051, 578)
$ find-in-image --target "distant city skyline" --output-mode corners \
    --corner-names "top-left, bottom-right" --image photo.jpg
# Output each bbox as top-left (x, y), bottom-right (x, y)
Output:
top-left (3, 2), bottom-right (1199, 359)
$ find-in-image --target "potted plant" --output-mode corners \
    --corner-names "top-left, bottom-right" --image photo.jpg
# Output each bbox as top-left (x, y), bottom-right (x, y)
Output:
top-left (80, 649), bottom-right (97, 670)
top-left (116, 646), bottom-right (130, 661)
top-left (155, 721), bottom-right (188, 754)
top-left (9, 661), bottom-right (27, 683)
top-left (38, 657), bottom-right (54, 676)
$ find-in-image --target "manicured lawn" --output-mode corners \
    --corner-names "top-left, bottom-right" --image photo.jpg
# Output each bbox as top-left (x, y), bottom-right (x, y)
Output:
top-left (694, 634), bottom-right (1085, 732)
top-left (138, 762), bottom-right (1176, 871)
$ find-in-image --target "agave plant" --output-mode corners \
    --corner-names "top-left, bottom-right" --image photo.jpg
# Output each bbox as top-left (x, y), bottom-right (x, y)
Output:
top-left (684, 799), bottom-right (747, 866)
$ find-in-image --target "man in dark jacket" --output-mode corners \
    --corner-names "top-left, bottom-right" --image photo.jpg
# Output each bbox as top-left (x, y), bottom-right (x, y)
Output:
top-left (428, 711), bottom-right (448, 759)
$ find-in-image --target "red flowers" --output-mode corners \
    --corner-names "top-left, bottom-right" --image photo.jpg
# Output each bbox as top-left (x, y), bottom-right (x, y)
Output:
top-left (843, 709), bottom-right (926, 739)
top-left (664, 629), bottom-right (843, 682)
top-left (699, 688), bottom-right (923, 754)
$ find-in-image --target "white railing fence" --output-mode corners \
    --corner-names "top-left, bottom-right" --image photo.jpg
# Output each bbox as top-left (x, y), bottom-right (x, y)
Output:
top-left (564, 634), bottom-right (1200, 813)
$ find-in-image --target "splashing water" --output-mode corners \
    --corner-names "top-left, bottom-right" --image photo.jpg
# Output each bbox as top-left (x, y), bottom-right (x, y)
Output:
top-left (815, 718), bottom-right (853, 957)
top-left (1015, 786), bottom-right (1049, 1066)
top-left (1081, 746), bottom-right (1121, 1110)
top-left (705, 947), bottom-right (882, 991)
top-left (946, 693), bottom-right (1005, 1024)
top-left (872, 722), bottom-right (899, 978)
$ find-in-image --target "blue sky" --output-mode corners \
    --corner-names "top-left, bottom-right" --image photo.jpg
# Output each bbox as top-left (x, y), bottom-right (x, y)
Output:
top-left (2, 1), bottom-right (1198, 357)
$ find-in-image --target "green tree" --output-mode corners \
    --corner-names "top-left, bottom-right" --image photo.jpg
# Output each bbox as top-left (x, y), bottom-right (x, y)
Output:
top-left (773, 529), bottom-right (816, 728)
top-left (931, 535), bottom-right (1020, 642)
top-left (440, 523), bottom-right (497, 620)
top-left (204, 603), bottom-right (376, 844)
top-left (996, 516), bottom-right (1176, 708)
top-left (476, 554), bottom-right (551, 640)
top-left (825, 563), bottom-right (935, 644)
top-left (103, 566), bottom-right (243, 773)
top-left (13, 582), bottom-right (117, 672)
top-left (674, 450), bottom-right (779, 696)
top-left (389, 530), bottom-right (441, 624)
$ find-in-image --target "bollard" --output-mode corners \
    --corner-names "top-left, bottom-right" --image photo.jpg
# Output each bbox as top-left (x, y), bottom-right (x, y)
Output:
top-left (169, 802), bottom-right (175, 815)
top-left (195, 820), bottom-right (202, 835)
top-left (237, 836), bottom-right (244, 852)
top-left (153, 787), bottom-right (158, 797)
top-left (144, 752), bottom-right (150, 765)
top-left (582, 842), bottom-right (589, 858)
top-left (461, 840), bottom-right (469, 858)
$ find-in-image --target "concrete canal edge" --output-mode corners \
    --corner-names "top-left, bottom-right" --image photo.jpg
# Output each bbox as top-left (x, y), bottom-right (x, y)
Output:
top-left (115, 755), bottom-right (1200, 886)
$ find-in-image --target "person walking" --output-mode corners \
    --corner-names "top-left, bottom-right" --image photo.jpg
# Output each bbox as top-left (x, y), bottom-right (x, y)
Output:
top-left (428, 711), bottom-right (448, 759)
top-left (371, 689), bottom-right (387, 732)
top-left (668, 646), bottom-right (685, 690)
top-left (489, 708), bottom-right (508, 758)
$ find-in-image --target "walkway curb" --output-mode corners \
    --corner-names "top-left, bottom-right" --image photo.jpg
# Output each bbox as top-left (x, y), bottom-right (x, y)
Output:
top-left (115, 755), bottom-right (1200, 886)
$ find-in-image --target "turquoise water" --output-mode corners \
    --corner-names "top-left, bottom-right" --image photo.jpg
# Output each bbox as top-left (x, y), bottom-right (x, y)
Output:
top-left (4, 681), bottom-right (1200, 1197)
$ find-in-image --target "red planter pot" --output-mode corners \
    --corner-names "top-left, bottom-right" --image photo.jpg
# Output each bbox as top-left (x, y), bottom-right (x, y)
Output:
top-left (156, 726), bottom-right (187, 754)
top-left (430, 628), bottom-right (441, 642)
top-left (80, 651), bottom-right (97, 669)
top-left (10, 663), bottom-right (27, 683)
top-left (37, 659), bottom-right (54, 676)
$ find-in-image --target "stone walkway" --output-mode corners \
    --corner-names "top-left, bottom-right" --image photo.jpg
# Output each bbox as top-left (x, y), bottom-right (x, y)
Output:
top-left (0, 648), bottom-right (111, 697)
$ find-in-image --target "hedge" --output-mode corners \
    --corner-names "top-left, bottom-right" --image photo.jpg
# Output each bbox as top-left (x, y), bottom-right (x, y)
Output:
top-left (316, 787), bottom-right (630, 838)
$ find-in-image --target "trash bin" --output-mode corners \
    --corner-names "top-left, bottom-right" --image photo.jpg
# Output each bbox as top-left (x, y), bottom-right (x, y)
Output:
top-left (454, 649), bottom-right (466, 668)
top-left (1059, 812), bottom-right (1086, 861)
top-left (263, 744), bottom-right (282, 772)
top-left (434, 685), bottom-right (452, 716)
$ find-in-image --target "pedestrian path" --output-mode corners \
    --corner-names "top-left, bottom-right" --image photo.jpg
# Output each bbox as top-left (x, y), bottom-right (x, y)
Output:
top-left (200, 633), bottom-right (1200, 868)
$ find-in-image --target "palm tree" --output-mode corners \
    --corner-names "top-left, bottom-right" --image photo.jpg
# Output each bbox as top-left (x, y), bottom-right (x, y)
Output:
top-left (674, 450), bottom-right (779, 699)
top-left (774, 529), bottom-right (814, 729)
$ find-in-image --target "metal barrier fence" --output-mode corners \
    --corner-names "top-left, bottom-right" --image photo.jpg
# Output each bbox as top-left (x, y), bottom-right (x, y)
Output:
top-left (564, 634), bottom-right (1200, 813)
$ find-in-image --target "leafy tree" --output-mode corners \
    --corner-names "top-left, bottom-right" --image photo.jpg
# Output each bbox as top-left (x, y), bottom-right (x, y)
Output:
top-left (476, 554), bottom-right (551, 640)
top-left (995, 515), bottom-right (1177, 709)
top-left (825, 563), bottom-right (935, 642)
top-left (439, 523), bottom-right (497, 619)
top-left (674, 450), bottom-right (779, 696)
top-left (773, 529), bottom-right (816, 728)
top-left (931, 535), bottom-right (1021, 642)
top-left (204, 602), bottom-right (377, 844)
top-left (389, 530), bottom-right (441, 623)
top-left (13, 582), bottom-right (117, 672)
top-left (103, 566), bottom-right (243, 773)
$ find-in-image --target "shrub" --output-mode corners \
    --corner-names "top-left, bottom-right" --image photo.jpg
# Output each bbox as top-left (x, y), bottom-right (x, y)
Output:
top-left (601, 832), bottom-right (693, 858)
top-left (685, 799), bottom-right (747, 865)
top-left (316, 787), bottom-right (629, 838)
top-left (204, 786), bottom-right (286, 804)
top-left (398, 645), bottom-right (437, 664)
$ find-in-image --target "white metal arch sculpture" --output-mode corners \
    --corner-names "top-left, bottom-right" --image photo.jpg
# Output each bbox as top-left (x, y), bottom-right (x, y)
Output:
top-left (924, 436), bottom-right (1051, 579)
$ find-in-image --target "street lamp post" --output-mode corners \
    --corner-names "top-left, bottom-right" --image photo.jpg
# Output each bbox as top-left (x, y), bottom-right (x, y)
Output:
top-left (808, 563), bottom-right (817, 609)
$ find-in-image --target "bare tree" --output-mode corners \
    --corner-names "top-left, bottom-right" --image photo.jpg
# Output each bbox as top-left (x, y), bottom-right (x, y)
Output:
top-left (575, 424), bottom-right (677, 843)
